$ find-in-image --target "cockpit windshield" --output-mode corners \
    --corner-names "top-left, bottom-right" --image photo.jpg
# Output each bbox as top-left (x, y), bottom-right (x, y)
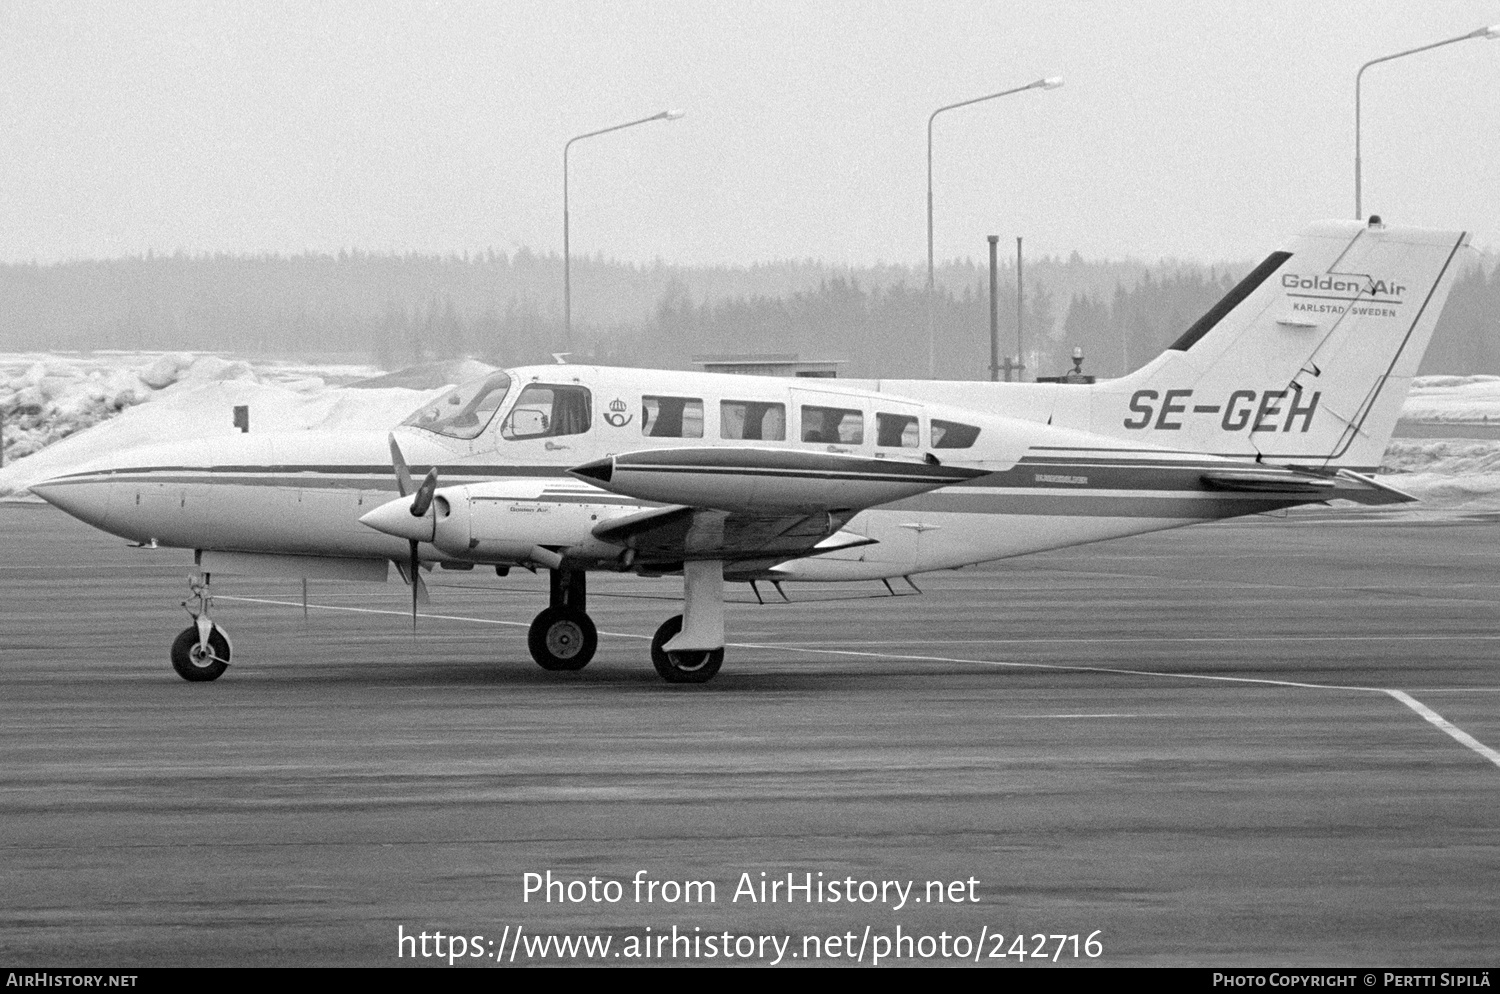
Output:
top-left (401, 372), bottom-right (514, 440)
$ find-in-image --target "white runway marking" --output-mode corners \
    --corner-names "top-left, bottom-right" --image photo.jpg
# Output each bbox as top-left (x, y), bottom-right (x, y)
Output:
top-left (1009, 713), bottom-right (1160, 720)
top-left (222, 594), bottom-right (1500, 769)
top-left (730, 642), bottom-right (1500, 770)
top-left (217, 595), bottom-right (653, 639)
top-left (775, 634), bottom-right (1500, 646)
top-left (1386, 690), bottom-right (1500, 769)
top-left (219, 595), bottom-right (532, 631)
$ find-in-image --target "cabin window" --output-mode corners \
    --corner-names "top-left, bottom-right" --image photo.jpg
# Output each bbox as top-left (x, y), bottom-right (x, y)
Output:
top-left (876, 413), bottom-right (920, 448)
top-left (801, 405), bottom-right (863, 445)
top-left (642, 396), bottom-right (704, 438)
top-left (501, 384), bottom-right (593, 440)
top-left (402, 372), bottom-right (513, 440)
top-left (931, 418), bottom-right (981, 449)
top-left (720, 400), bottom-right (786, 441)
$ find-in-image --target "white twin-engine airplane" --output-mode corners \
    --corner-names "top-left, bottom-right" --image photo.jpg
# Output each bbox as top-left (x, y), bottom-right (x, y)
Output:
top-left (32, 219), bottom-right (1470, 683)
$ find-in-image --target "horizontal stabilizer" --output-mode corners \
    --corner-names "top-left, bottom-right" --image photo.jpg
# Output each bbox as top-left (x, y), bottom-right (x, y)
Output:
top-left (1200, 467), bottom-right (1415, 505)
top-left (1200, 470), bottom-right (1336, 495)
top-left (1327, 469), bottom-right (1417, 505)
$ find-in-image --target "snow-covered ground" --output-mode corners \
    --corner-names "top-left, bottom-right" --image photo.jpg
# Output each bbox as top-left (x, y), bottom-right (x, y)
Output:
top-left (1374, 375), bottom-right (1500, 511)
top-left (4, 356), bottom-right (1500, 513)
top-left (1400, 375), bottom-right (1500, 424)
top-left (0, 352), bottom-right (493, 498)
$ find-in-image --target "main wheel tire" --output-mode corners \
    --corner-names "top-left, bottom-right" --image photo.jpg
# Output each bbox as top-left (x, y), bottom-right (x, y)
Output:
top-left (170, 625), bottom-right (230, 682)
top-left (650, 614), bottom-right (724, 684)
top-left (528, 606), bottom-right (597, 671)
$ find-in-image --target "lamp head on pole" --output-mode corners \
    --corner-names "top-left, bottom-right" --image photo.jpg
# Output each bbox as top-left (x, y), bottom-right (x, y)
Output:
top-left (659, 109), bottom-right (687, 120)
top-left (1475, 24), bottom-right (1500, 40)
top-left (1035, 76), bottom-right (1065, 90)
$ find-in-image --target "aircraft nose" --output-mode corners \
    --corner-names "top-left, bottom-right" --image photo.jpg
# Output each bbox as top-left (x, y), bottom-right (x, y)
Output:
top-left (358, 495), bottom-right (432, 542)
top-left (29, 477), bottom-right (114, 531)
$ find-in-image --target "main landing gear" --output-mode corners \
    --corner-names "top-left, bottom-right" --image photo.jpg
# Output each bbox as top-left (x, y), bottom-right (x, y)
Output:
top-left (650, 615), bottom-right (723, 684)
top-left (528, 561), bottom-right (729, 683)
top-left (527, 569), bottom-right (597, 671)
top-left (170, 574), bottom-right (232, 682)
top-left (650, 560), bottom-right (725, 684)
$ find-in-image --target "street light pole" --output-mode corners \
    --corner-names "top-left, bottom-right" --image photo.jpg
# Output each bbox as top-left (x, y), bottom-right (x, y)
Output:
top-left (1015, 236), bottom-right (1024, 382)
top-left (564, 109), bottom-right (685, 344)
top-left (926, 76), bottom-right (1061, 378)
top-left (1355, 24), bottom-right (1498, 219)
top-left (987, 235), bottom-right (999, 381)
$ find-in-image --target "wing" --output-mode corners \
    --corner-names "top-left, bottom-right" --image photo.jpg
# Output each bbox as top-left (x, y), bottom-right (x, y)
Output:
top-left (574, 448), bottom-right (986, 569)
top-left (571, 447), bottom-right (986, 513)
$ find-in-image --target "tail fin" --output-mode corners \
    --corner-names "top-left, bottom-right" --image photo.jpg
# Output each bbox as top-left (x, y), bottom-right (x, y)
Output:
top-left (1091, 219), bottom-right (1470, 469)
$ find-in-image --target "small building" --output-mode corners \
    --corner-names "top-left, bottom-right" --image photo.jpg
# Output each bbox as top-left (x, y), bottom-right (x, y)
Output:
top-left (694, 354), bottom-right (845, 378)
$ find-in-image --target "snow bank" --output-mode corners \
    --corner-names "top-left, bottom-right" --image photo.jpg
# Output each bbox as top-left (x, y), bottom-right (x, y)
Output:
top-left (0, 352), bottom-right (479, 497)
top-left (1401, 374), bottom-right (1500, 424)
top-left (1378, 438), bottom-right (1500, 510)
top-left (0, 352), bottom-right (393, 467)
top-left (1370, 376), bottom-right (1500, 509)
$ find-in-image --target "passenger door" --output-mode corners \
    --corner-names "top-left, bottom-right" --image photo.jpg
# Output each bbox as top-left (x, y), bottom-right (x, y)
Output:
top-left (870, 399), bottom-right (925, 459)
top-left (791, 389), bottom-right (870, 454)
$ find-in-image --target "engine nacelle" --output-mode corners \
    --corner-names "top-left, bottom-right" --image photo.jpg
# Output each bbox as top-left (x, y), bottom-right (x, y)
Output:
top-left (359, 479), bottom-right (633, 567)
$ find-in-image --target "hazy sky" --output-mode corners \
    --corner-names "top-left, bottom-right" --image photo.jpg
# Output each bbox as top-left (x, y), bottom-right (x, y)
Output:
top-left (3, 0), bottom-right (1499, 266)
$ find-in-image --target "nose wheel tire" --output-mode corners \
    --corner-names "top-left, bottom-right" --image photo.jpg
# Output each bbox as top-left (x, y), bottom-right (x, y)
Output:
top-left (528, 606), bottom-right (598, 671)
top-left (170, 626), bottom-right (230, 682)
top-left (650, 615), bottom-right (724, 684)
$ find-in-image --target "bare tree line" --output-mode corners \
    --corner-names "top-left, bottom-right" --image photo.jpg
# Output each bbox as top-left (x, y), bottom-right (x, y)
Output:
top-left (1, 248), bottom-right (1493, 378)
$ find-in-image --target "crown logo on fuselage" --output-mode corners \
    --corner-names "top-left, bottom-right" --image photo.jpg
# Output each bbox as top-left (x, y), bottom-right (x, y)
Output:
top-left (603, 398), bottom-right (633, 427)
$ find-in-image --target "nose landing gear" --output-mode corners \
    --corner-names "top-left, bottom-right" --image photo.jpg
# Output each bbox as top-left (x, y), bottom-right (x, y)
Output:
top-left (170, 574), bottom-right (232, 682)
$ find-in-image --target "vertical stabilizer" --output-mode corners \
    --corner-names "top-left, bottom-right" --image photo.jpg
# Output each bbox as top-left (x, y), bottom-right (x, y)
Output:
top-left (1090, 219), bottom-right (1470, 468)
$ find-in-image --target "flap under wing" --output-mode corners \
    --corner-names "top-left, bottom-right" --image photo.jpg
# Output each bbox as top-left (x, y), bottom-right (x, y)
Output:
top-left (592, 503), bottom-right (866, 566)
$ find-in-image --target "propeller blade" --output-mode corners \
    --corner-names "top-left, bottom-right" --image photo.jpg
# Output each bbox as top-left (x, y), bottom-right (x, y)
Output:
top-left (393, 554), bottom-right (431, 604)
top-left (409, 539), bottom-right (419, 631)
top-left (410, 467), bottom-right (438, 518)
top-left (389, 434), bottom-right (414, 497)
top-left (389, 435), bottom-right (433, 631)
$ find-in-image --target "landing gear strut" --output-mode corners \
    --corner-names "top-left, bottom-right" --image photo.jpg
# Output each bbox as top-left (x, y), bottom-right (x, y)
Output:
top-left (170, 573), bottom-right (232, 682)
top-left (528, 569), bottom-right (596, 671)
top-left (650, 560), bottom-right (726, 684)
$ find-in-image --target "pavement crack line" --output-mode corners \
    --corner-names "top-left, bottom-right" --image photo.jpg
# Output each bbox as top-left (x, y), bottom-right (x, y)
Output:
top-left (222, 595), bottom-right (1500, 770)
